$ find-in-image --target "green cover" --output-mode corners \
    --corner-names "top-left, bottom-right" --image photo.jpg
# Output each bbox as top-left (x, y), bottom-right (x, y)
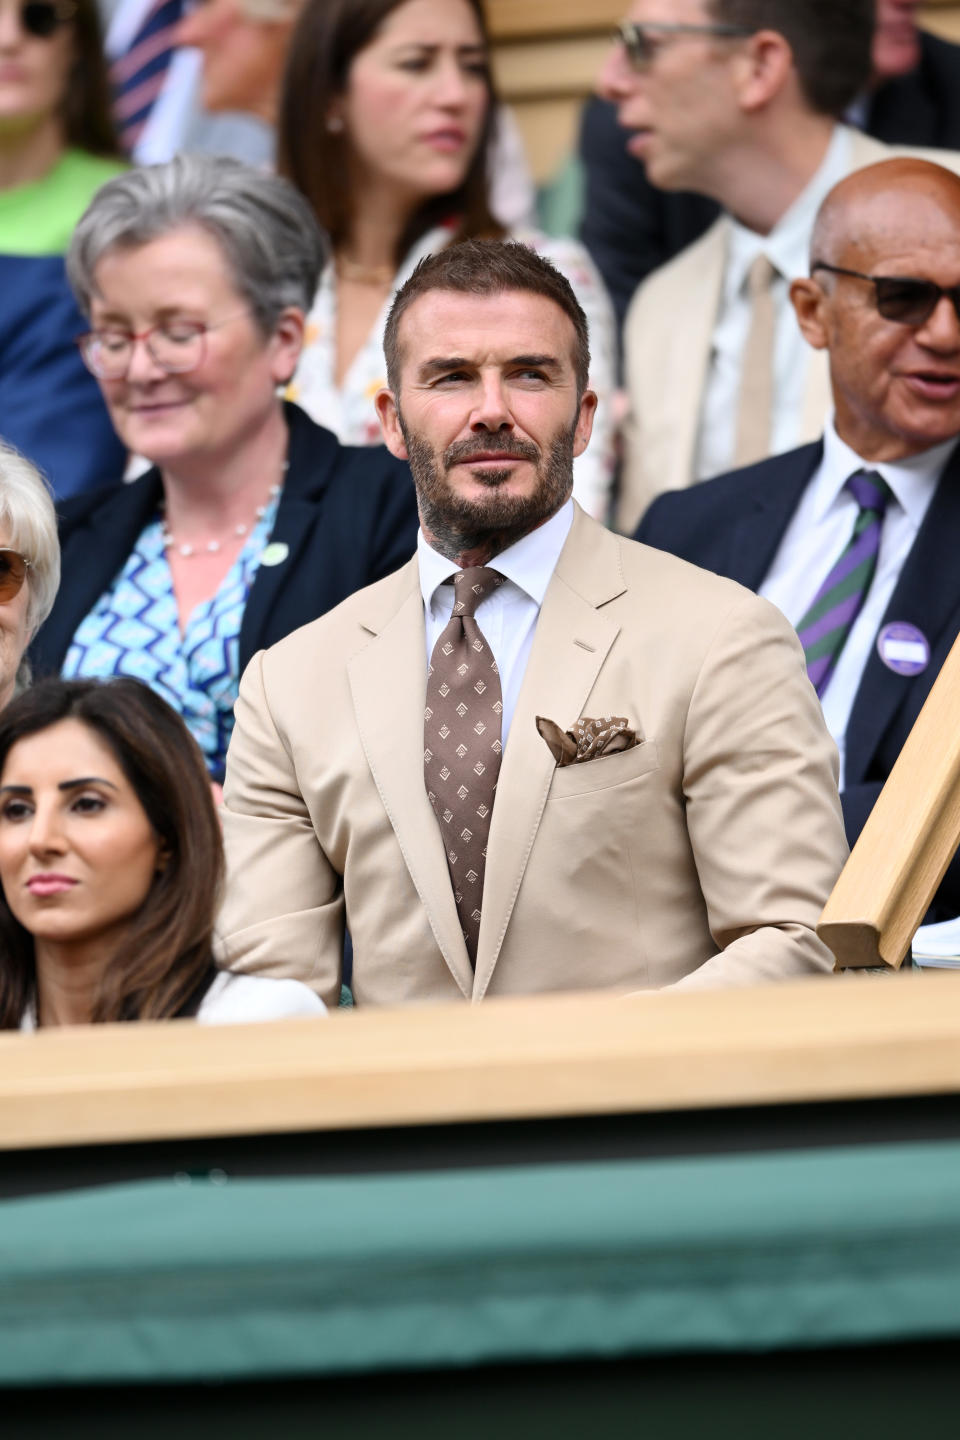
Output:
top-left (0, 150), bottom-right (126, 255)
top-left (2, 1140), bottom-right (960, 1386)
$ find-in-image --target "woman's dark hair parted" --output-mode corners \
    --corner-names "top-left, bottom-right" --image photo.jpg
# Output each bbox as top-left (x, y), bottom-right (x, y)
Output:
top-left (64, 0), bottom-right (124, 158)
top-left (277, 0), bottom-right (504, 265)
top-left (0, 679), bottom-right (223, 1029)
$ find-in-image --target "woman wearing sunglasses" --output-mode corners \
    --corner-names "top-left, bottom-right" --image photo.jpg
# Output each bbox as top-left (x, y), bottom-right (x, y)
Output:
top-left (0, 442), bottom-right (60, 709)
top-left (0, 0), bottom-right (128, 497)
top-left (0, 677), bottom-right (326, 1027)
top-left (29, 154), bottom-right (418, 790)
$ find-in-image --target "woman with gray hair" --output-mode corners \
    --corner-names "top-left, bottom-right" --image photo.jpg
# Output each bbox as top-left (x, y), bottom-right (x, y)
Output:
top-left (0, 443), bottom-right (60, 705)
top-left (31, 154), bottom-right (418, 787)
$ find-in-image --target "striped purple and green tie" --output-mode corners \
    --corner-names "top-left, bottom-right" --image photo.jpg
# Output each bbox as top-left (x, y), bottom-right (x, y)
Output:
top-left (796, 469), bottom-right (893, 698)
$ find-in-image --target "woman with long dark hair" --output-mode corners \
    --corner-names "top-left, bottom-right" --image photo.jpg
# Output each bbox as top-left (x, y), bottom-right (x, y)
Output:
top-left (0, 678), bottom-right (324, 1027)
top-left (278, 0), bottom-right (617, 521)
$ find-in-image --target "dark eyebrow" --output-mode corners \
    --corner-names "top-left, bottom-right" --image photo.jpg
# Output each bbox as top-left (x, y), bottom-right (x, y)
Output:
top-left (510, 354), bottom-right (562, 372)
top-left (417, 354), bottom-right (563, 379)
top-left (58, 777), bottom-right (119, 792)
top-left (390, 42), bottom-right (487, 55)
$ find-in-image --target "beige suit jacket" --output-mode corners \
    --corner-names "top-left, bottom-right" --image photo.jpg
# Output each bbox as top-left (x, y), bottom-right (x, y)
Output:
top-left (617, 129), bottom-right (960, 534)
top-left (219, 508), bottom-right (847, 1007)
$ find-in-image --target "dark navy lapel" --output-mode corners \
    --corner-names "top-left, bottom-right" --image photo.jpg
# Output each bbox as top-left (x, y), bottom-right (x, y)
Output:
top-left (31, 471), bottom-right (163, 677)
top-left (238, 403), bottom-right (339, 667)
top-left (845, 445), bottom-right (960, 784)
top-left (723, 443), bottom-right (822, 589)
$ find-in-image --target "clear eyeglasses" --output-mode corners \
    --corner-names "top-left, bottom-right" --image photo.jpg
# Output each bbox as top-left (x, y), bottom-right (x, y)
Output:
top-left (76, 311), bottom-right (250, 380)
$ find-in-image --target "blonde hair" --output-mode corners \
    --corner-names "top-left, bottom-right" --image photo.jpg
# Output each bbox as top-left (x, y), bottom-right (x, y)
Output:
top-left (0, 441), bottom-right (60, 640)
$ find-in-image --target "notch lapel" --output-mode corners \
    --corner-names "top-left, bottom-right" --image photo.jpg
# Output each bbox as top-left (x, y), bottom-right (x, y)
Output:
top-left (348, 559), bottom-right (474, 997)
top-left (845, 451), bottom-right (960, 784)
top-left (724, 444), bottom-right (822, 589)
top-left (667, 221), bottom-right (728, 492)
top-left (473, 512), bottom-right (625, 998)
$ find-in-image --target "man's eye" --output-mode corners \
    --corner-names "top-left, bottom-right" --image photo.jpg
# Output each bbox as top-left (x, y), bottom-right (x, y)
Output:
top-left (435, 371), bottom-right (470, 384)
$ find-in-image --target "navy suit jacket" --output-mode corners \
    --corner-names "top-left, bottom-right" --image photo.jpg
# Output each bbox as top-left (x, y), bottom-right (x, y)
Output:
top-left (636, 441), bottom-right (960, 920)
top-left (0, 254), bottom-right (125, 499)
top-left (31, 402), bottom-right (420, 680)
top-left (580, 29), bottom-right (960, 333)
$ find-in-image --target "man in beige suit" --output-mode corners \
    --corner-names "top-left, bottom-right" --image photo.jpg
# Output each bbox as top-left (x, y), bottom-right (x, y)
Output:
top-left (601, 0), bottom-right (960, 533)
top-left (219, 240), bottom-right (847, 1007)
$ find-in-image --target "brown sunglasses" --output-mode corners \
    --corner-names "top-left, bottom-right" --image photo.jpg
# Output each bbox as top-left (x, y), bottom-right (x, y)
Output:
top-left (0, 549), bottom-right (31, 604)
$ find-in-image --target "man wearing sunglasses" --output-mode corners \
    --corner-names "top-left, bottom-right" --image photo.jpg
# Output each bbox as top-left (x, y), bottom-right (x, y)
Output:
top-left (600, 0), bottom-right (960, 535)
top-left (638, 157), bottom-right (960, 922)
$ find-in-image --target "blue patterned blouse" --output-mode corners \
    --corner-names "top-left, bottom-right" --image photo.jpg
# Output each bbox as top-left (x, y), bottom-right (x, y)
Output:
top-left (62, 495), bottom-right (280, 783)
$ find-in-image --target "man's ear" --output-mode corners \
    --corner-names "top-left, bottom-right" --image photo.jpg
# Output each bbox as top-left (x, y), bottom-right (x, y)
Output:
top-left (374, 387), bottom-right (408, 459)
top-left (732, 29), bottom-right (794, 114)
top-left (572, 389), bottom-right (598, 458)
top-left (789, 277), bottom-right (830, 350)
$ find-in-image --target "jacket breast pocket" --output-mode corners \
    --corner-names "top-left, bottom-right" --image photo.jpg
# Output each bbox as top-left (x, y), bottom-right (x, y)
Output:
top-left (548, 740), bottom-right (660, 798)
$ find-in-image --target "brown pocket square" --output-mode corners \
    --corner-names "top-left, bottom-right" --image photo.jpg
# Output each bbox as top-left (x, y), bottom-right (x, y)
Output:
top-left (536, 714), bottom-right (640, 767)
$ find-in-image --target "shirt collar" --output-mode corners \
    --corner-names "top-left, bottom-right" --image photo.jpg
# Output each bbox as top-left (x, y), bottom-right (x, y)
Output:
top-left (812, 417), bottom-right (958, 528)
top-left (418, 499), bottom-right (574, 612)
top-left (726, 124), bottom-right (854, 294)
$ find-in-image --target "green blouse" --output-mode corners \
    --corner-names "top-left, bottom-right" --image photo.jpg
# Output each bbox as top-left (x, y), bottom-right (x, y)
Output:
top-left (0, 149), bottom-right (127, 256)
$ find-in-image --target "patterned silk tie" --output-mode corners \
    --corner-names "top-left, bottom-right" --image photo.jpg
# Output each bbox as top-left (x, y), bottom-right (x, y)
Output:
top-left (110, 0), bottom-right (184, 154)
top-left (424, 567), bottom-right (506, 967)
top-left (796, 469), bottom-right (894, 697)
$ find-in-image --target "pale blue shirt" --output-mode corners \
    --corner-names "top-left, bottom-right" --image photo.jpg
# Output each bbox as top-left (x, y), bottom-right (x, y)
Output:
top-left (760, 420), bottom-right (953, 787)
top-left (418, 500), bottom-right (574, 749)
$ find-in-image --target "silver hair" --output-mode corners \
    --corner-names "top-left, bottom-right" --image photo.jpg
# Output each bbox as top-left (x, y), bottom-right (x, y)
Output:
top-left (0, 442), bottom-right (61, 694)
top-left (66, 155), bottom-right (328, 333)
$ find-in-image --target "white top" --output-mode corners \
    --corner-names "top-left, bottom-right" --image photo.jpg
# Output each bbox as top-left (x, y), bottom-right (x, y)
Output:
top-left (289, 224), bottom-right (618, 522)
top-left (695, 125), bottom-right (854, 482)
top-left (759, 419), bottom-right (953, 787)
top-left (20, 970), bottom-right (326, 1030)
top-left (418, 499), bottom-right (574, 748)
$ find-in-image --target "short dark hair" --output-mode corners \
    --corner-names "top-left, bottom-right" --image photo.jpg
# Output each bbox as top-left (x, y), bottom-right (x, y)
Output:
top-left (0, 679), bottom-right (223, 1029)
top-left (708, 0), bottom-right (874, 117)
top-left (277, 0), bottom-right (503, 266)
top-left (383, 239), bottom-right (591, 398)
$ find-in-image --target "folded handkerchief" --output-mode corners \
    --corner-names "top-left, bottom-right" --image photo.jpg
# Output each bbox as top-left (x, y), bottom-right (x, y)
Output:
top-left (536, 714), bottom-right (639, 767)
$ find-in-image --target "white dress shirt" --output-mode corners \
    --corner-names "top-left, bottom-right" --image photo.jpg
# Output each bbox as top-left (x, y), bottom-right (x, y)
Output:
top-left (695, 125), bottom-right (854, 481)
top-left (418, 501), bottom-right (574, 748)
top-left (760, 421), bottom-right (954, 786)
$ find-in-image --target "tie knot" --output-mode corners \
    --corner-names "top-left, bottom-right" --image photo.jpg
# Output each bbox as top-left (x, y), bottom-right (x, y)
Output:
top-left (845, 469), bottom-right (893, 516)
top-left (452, 567), bottom-right (505, 618)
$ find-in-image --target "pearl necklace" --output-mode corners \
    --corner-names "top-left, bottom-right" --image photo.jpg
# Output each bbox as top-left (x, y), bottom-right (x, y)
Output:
top-left (161, 480), bottom-right (283, 559)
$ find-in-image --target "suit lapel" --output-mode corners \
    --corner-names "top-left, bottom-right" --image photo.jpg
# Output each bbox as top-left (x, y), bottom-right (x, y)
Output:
top-left (669, 221), bottom-right (728, 491)
top-left (725, 445), bottom-right (823, 589)
top-left (473, 511), bottom-right (624, 998)
top-left (348, 558), bottom-right (474, 997)
top-left (845, 450), bottom-right (960, 783)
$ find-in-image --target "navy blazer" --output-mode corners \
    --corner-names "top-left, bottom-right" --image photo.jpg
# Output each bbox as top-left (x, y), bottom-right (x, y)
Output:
top-left (32, 402), bottom-right (420, 680)
top-left (637, 441), bottom-right (960, 920)
top-left (0, 254), bottom-right (125, 499)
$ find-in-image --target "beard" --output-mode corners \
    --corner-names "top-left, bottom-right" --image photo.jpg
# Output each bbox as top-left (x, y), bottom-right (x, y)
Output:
top-left (401, 418), bottom-right (577, 561)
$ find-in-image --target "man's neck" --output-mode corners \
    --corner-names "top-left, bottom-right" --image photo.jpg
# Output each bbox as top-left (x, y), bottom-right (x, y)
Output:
top-left (421, 511), bottom-right (557, 569)
top-left (712, 114), bottom-right (836, 236)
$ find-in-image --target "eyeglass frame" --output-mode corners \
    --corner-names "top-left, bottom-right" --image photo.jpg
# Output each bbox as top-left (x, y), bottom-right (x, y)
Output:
top-left (15, 1), bottom-right (77, 39)
top-left (0, 549), bottom-right (32, 606)
top-left (613, 19), bottom-right (755, 70)
top-left (811, 262), bottom-right (960, 326)
top-left (75, 310), bottom-right (254, 381)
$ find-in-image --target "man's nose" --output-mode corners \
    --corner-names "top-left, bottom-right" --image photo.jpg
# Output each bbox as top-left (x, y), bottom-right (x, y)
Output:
top-left (597, 39), bottom-right (634, 101)
top-left (469, 375), bottom-right (513, 430)
top-left (918, 293), bottom-right (960, 350)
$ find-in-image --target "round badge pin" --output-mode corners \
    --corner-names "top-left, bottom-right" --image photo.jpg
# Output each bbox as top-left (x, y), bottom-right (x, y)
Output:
top-left (259, 541), bottom-right (289, 568)
top-left (876, 621), bottom-right (930, 677)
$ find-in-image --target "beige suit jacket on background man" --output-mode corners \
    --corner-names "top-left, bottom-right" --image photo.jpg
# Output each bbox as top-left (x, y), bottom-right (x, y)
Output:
top-left (219, 507), bottom-right (847, 1007)
top-left (618, 130), bottom-right (960, 532)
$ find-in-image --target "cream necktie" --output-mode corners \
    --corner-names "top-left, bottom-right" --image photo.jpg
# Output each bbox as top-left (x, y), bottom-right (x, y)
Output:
top-left (733, 253), bottom-right (778, 469)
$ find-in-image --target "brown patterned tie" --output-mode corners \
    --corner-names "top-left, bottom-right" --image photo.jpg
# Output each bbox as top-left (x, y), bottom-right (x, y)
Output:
top-left (424, 567), bottom-right (506, 967)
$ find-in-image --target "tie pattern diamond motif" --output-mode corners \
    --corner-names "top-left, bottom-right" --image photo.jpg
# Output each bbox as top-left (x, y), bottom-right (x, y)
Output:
top-left (425, 567), bottom-right (506, 967)
top-left (796, 469), bottom-right (894, 697)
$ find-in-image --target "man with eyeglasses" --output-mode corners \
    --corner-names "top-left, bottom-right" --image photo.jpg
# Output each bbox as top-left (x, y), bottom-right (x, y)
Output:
top-left (597, 0), bottom-right (960, 535)
top-left (581, 1), bottom-right (960, 340)
top-left (638, 156), bottom-right (960, 922)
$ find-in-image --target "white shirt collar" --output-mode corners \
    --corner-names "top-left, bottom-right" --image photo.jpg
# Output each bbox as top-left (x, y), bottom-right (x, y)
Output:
top-left (726, 124), bottom-right (854, 294)
top-left (811, 417), bottom-right (958, 528)
top-left (418, 499), bottom-right (574, 612)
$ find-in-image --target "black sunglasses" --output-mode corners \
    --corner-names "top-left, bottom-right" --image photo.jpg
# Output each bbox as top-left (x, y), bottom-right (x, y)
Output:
top-left (812, 262), bottom-right (960, 325)
top-left (0, 550), bottom-right (31, 606)
top-left (614, 19), bottom-right (753, 69)
top-left (20, 0), bottom-right (76, 38)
